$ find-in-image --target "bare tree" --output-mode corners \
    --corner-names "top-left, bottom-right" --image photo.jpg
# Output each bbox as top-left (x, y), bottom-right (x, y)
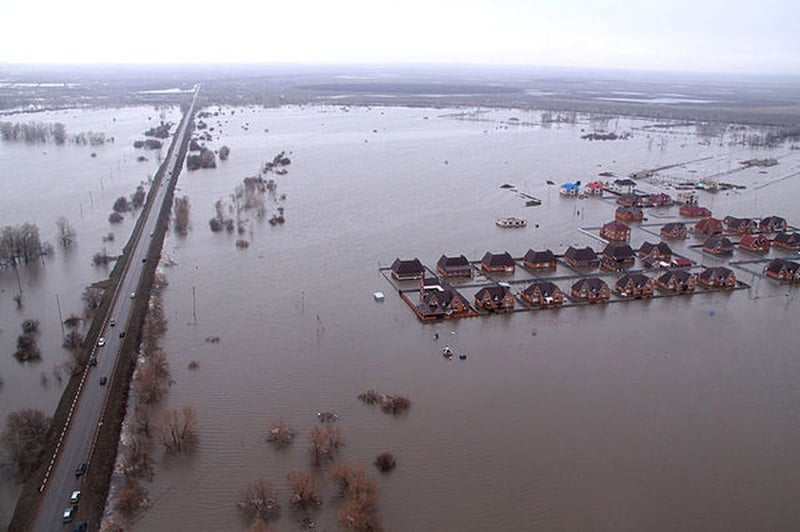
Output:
top-left (159, 406), bottom-right (198, 453)
top-left (82, 286), bottom-right (104, 316)
top-left (55, 216), bottom-right (76, 248)
top-left (238, 478), bottom-right (282, 523)
top-left (265, 420), bottom-right (297, 448)
top-left (115, 475), bottom-right (147, 517)
top-left (173, 196), bottom-right (191, 235)
top-left (308, 425), bottom-right (342, 466)
top-left (0, 408), bottom-right (52, 482)
top-left (287, 471), bottom-right (321, 509)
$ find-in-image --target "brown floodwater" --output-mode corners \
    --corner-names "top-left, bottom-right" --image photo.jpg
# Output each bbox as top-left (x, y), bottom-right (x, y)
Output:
top-left (3, 104), bottom-right (800, 531)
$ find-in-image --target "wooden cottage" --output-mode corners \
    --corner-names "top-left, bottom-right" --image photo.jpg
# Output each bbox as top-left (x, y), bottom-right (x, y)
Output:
top-left (702, 235), bottom-right (734, 256)
top-left (615, 273), bottom-right (655, 298)
top-left (638, 241), bottom-right (673, 262)
top-left (763, 259), bottom-right (800, 283)
top-left (391, 258), bottom-right (425, 280)
top-left (679, 204), bottom-right (712, 218)
top-left (523, 249), bottom-right (557, 270)
top-left (773, 232), bottom-right (800, 251)
top-left (616, 194), bottom-right (639, 207)
top-left (601, 243), bottom-right (635, 271)
top-left (564, 246), bottom-right (599, 268)
top-left (738, 234), bottom-right (771, 254)
top-left (570, 277), bottom-right (610, 303)
top-left (759, 216), bottom-right (787, 233)
top-left (481, 251), bottom-right (515, 274)
top-left (724, 216), bottom-right (757, 235)
top-left (416, 278), bottom-right (472, 319)
top-left (520, 281), bottom-right (564, 308)
top-left (600, 220), bottom-right (631, 242)
top-left (437, 254), bottom-right (472, 278)
top-left (474, 285), bottom-right (515, 312)
top-left (694, 217), bottom-right (724, 236)
top-left (615, 206), bottom-right (644, 222)
top-left (698, 266), bottom-right (737, 289)
top-left (660, 222), bottom-right (688, 239)
top-left (646, 193), bottom-right (673, 207)
top-left (656, 270), bottom-right (697, 293)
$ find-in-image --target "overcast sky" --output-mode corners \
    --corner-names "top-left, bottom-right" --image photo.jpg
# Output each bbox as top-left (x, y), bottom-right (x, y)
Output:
top-left (3, 0), bottom-right (798, 74)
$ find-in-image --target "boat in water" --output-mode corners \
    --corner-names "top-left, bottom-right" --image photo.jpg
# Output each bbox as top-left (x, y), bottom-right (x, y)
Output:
top-left (442, 345), bottom-right (454, 359)
top-left (496, 216), bottom-right (527, 228)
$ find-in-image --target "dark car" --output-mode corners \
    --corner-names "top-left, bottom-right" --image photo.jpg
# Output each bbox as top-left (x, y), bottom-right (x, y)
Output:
top-left (99, 376), bottom-right (108, 386)
top-left (75, 463), bottom-right (86, 477)
top-left (89, 356), bottom-right (97, 367)
top-left (119, 331), bottom-right (126, 338)
top-left (72, 522), bottom-right (88, 532)
top-left (110, 319), bottom-right (116, 327)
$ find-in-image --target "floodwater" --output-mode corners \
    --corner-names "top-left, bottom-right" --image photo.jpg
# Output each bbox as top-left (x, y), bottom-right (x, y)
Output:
top-left (4, 103), bottom-right (800, 531)
top-left (0, 105), bottom-right (180, 526)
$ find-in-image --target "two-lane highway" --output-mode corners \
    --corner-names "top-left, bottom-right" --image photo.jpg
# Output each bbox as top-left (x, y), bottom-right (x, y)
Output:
top-left (30, 86), bottom-right (199, 531)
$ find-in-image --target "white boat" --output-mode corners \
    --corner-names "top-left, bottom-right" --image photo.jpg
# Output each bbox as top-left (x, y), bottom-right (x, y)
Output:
top-left (442, 345), bottom-right (454, 359)
top-left (496, 217), bottom-right (527, 228)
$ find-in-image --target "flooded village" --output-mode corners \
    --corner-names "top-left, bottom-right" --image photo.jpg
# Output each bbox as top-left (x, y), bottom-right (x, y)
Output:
top-left (1, 68), bottom-right (800, 531)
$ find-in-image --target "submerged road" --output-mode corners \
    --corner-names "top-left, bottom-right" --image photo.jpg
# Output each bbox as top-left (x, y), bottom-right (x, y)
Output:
top-left (30, 86), bottom-right (199, 532)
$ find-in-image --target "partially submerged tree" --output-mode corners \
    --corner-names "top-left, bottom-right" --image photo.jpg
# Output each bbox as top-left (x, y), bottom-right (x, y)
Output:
top-left (308, 425), bottom-right (343, 466)
top-left (82, 286), bottom-right (104, 316)
top-left (287, 471), bottom-right (321, 509)
top-left (238, 478), bottom-right (282, 523)
top-left (0, 408), bottom-right (52, 482)
top-left (115, 475), bottom-right (148, 517)
top-left (14, 320), bottom-right (41, 362)
top-left (266, 420), bottom-right (297, 448)
top-left (173, 195), bottom-right (190, 235)
top-left (159, 406), bottom-right (198, 453)
top-left (112, 196), bottom-right (131, 213)
top-left (55, 216), bottom-right (76, 248)
top-left (374, 452), bottom-right (396, 473)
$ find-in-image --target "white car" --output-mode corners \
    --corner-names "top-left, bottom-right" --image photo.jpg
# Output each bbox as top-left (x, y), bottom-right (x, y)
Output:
top-left (98, 337), bottom-right (106, 347)
top-left (63, 506), bottom-right (75, 523)
top-left (70, 490), bottom-right (81, 504)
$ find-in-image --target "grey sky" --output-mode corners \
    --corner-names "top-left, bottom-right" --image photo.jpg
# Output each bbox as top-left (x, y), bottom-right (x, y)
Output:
top-left (3, 0), bottom-right (798, 73)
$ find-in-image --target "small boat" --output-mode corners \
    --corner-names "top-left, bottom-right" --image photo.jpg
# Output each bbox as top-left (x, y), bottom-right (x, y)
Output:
top-left (496, 217), bottom-right (527, 228)
top-left (458, 354), bottom-right (467, 360)
top-left (442, 345), bottom-right (454, 359)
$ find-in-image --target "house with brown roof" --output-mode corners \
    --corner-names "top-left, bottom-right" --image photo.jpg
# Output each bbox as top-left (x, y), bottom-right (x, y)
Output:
top-left (523, 249), bottom-right (557, 270)
top-left (660, 222), bottom-right (688, 239)
top-left (615, 273), bottom-right (655, 298)
top-left (694, 217), bottom-right (724, 236)
top-left (774, 232), bottom-right (800, 251)
top-left (724, 216), bottom-right (758, 234)
top-left (416, 278), bottom-right (472, 319)
top-left (600, 220), bottom-right (631, 242)
top-left (570, 277), bottom-right (610, 303)
top-left (656, 270), bottom-right (697, 293)
top-left (601, 243), bottom-right (635, 271)
top-left (763, 258), bottom-right (800, 283)
top-left (520, 281), bottom-right (564, 308)
top-left (680, 204), bottom-right (712, 218)
top-left (616, 194), bottom-right (638, 207)
top-left (698, 266), bottom-right (737, 289)
top-left (646, 193), bottom-right (673, 207)
top-left (481, 251), bottom-right (515, 274)
top-left (615, 206), bottom-right (644, 222)
top-left (564, 246), bottom-right (599, 268)
top-left (391, 258), bottom-right (425, 280)
top-left (437, 254), bottom-right (472, 278)
top-left (702, 235), bottom-right (734, 256)
top-left (738, 234), bottom-right (770, 254)
top-left (638, 241), bottom-right (673, 262)
top-left (759, 215), bottom-right (787, 233)
top-left (474, 285), bottom-right (515, 312)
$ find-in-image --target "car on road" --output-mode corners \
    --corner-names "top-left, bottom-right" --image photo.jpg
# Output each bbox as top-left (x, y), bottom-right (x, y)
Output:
top-left (63, 506), bottom-right (75, 523)
top-left (70, 490), bottom-right (81, 504)
top-left (72, 523), bottom-right (88, 532)
top-left (142, 257), bottom-right (147, 263)
top-left (75, 463), bottom-right (86, 477)
top-left (110, 319), bottom-right (116, 327)
top-left (119, 331), bottom-right (126, 338)
top-left (99, 376), bottom-right (108, 386)
top-left (89, 356), bottom-right (97, 367)
top-left (130, 292), bottom-right (136, 299)
top-left (97, 337), bottom-right (106, 347)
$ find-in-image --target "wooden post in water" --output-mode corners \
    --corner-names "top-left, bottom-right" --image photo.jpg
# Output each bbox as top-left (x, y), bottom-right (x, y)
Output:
top-left (56, 293), bottom-right (65, 338)
top-left (192, 286), bottom-right (197, 323)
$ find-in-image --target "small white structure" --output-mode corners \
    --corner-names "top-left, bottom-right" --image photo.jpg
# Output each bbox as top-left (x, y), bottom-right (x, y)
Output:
top-left (373, 291), bottom-right (385, 302)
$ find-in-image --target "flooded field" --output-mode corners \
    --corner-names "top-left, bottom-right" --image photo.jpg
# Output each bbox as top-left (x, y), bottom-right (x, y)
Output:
top-left (3, 102), bottom-right (800, 530)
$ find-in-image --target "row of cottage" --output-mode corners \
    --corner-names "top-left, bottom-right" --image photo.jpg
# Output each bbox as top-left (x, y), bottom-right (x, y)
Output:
top-left (411, 266), bottom-right (742, 318)
top-left (390, 242), bottom-right (687, 281)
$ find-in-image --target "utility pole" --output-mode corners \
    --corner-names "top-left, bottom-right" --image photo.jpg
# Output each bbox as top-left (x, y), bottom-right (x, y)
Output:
top-left (56, 293), bottom-right (65, 337)
top-left (192, 286), bottom-right (197, 323)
